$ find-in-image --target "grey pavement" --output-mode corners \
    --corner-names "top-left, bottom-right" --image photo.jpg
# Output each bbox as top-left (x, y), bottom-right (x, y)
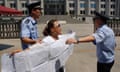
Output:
top-left (0, 24), bottom-right (120, 72)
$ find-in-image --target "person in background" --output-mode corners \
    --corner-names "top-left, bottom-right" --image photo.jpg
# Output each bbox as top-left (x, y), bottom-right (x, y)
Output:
top-left (42, 19), bottom-right (75, 72)
top-left (72, 11), bottom-right (116, 72)
top-left (20, 2), bottom-right (42, 50)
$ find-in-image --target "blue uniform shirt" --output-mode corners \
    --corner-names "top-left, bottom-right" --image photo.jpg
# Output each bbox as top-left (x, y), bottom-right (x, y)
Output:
top-left (20, 16), bottom-right (39, 50)
top-left (92, 25), bottom-right (116, 63)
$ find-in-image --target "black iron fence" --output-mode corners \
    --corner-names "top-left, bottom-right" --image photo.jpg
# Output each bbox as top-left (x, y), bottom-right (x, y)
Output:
top-left (0, 19), bottom-right (120, 39)
top-left (107, 20), bottom-right (120, 36)
top-left (0, 20), bottom-right (21, 39)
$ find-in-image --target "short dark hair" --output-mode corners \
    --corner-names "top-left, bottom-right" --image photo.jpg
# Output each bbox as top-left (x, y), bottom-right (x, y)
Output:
top-left (28, 8), bottom-right (41, 14)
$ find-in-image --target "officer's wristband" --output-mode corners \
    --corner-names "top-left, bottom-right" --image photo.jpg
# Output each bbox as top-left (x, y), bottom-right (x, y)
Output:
top-left (77, 39), bottom-right (80, 43)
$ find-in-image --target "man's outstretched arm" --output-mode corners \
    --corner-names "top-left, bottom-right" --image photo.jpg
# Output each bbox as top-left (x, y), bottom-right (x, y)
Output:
top-left (77, 35), bottom-right (95, 43)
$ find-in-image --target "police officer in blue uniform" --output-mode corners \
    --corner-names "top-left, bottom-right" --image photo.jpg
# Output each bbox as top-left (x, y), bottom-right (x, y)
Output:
top-left (72, 11), bottom-right (116, 72)
top-left (20, 2), bottom-right (42, 50)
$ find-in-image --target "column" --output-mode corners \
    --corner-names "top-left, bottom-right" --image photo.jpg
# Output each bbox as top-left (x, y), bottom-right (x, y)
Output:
top-left (85, 0), bottom-right (90, 16)
top-left (3, 0), bottom-right (8, 7)
top-left (41, 0), bottom-right (44, 15)
top-left (15, 0), bottom-right (20, 10)
top-left (96, 0), bottom-right (103, 13)
top-left (106, 0), bottom-right (110, 16)
top-left (65, 0), bottom-right (69, 15)
top-left (77, 0), bottom-right (80, 15)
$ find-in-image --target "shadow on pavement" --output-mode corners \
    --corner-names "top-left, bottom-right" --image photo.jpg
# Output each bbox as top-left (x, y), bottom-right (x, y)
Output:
top-left (0, 44), bottom-right (14, 51)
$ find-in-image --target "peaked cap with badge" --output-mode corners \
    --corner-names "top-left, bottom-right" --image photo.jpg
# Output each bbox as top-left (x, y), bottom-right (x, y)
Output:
top-left (93, 11), bottom-right (110, 23)
top-left (26, 1), bottom-right (42, 13)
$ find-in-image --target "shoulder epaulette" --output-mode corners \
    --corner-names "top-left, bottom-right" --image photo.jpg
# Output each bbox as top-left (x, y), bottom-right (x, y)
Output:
top-left (24, 19), bottom-right (30, 24)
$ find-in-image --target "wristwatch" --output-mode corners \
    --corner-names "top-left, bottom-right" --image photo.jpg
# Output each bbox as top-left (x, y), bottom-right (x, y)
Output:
top-left (77, 39), bottom-right (80, 43)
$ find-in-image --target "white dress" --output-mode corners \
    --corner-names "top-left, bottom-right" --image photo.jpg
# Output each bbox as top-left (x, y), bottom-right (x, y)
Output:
top-left (42, 36), bottom-right (57, 45)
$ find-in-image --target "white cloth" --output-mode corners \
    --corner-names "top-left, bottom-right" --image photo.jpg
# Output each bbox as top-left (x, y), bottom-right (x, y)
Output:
top-left (42, 32), bottom-right (76, 45)
top-left (1, 53), bottom-right (15, 72)
top-left (1, 32), bottom-right (75, 72)
top-left (42, 36), bottom-right (56, 45)
top-left (42, 32), bottom-right (75, 58)
top-left (14, 44), bottom-right (50, 72)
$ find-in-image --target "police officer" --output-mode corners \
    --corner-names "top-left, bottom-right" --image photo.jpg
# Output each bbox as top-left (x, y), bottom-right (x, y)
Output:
top-left (72, 11), bottom-right (116, 72)
top-left (20, 2), bottom-right (42, 50)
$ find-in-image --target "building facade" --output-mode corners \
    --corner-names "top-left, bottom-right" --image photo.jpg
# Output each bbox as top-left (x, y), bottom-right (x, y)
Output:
top-left (0, 0), bottom-right (119, 17)
top-left (44, 0), bottom-right (66, 15)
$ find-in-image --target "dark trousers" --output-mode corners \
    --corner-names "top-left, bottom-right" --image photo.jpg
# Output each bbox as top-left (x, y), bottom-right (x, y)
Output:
top-left (56, 67), bottom-right (64, 72)
top-left (97, 61), bottom-right (114, 72)
top-left (55, 59), bottom-right (64, 72)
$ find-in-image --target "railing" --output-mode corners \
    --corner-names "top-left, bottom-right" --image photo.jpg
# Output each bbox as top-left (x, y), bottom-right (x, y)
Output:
top-left (0, 20), bottom-right (21, 39)
top-left (107, 20), bottom-right (120, 36)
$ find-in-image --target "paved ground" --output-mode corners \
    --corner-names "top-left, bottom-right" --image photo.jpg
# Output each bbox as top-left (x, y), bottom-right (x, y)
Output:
top-left (0, 24), bottom-right (120, 72)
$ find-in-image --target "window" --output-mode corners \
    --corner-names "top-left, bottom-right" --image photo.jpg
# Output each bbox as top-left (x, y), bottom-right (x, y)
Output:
top-left (90, 0), bottom-right (95, 1)
top-left (91, 10), bottom-right (95, 14)
top-left (10, 3), bottom-right (16, 8)
top-left (91, 3), bottom-right (96, 8)
top-left (80, 0), bottom-right (85, 1)
top-left (23, 10), bottom-right (28, 15)
top-left (22, 3), bottom-right (26, 8)
top-left (111, 4), bottom-right (115, 8)
top-left (69, 3), bottom-right (75, 7)
top-left (111, 0), bottom-right (115, 2)
top-left (80, 3), bottom-right (85, 8)
top-left (111, 11), bottom-right (115, 15)
top-left (49, 5), bottom-right (56, 8)
top-left (69, 10), bottom-right (75, 15)
top-left (101, 0), bottom-right (105, 1)
top-left (101, 4), bottom-right (105, 8)
top-left (101, 11), bottom-right (105, 15)
top-left (80, 10), bottom-right (85, 14)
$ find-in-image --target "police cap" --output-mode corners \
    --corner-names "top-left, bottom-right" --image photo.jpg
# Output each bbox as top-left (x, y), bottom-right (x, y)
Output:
top-left (26, 1), bottom-right (42, 11)
top-left (93, 11), bottom-right (110, 22)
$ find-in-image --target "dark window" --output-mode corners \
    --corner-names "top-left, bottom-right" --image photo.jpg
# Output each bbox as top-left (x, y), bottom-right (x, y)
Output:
top-left (69, 3), bottom-right (75, 7)
top-left (101, 4), bottom-right (105, 8)
top-left (91, 10), bottom-right (95, 14)
top-left (80, 10), bottom-right (85, 14)
top-left (69, 10), bottom-right (75, 15)
top-left (90, 0), bottom-right (96, 1)
top-left (22, 3), bottom-right (26, 8)
top-left (111, 4), bottom-right (115, 8)
top-left (49, 5), bottom-right (56, 8)
top-left (23, 10), bottom-right (28, 15)
top-left (10, 3), bottom-right (16, 8)
top-left (101, 0), bottom-right (105, 1)
top-left (44, 0), bottom-right (66, 15)
top-left (111, 11), bottom-right (115, 15)
top-left (101, 11), bottom-right (105, 15)
top-left (111, 0), bottom-right (115, 2)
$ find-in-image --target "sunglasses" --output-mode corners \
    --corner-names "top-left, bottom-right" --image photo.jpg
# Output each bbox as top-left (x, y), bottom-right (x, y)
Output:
top-left (55, 24), bottom-right (61, 28)
top-left (58, 24), bottom-right (61, 27)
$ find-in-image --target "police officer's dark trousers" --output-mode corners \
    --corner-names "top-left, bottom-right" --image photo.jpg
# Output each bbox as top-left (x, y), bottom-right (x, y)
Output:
top-left (55, 60), bottom-right (64, 72)
top-left (97, 61), bottom-right (114, 72)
